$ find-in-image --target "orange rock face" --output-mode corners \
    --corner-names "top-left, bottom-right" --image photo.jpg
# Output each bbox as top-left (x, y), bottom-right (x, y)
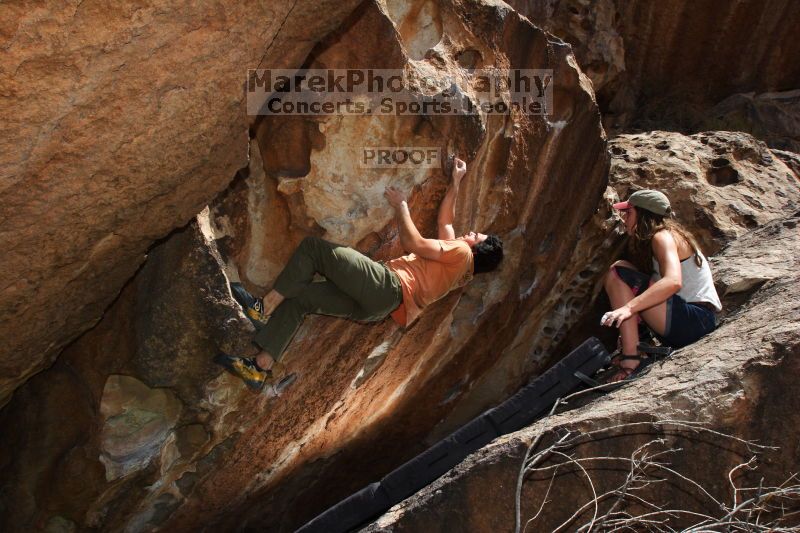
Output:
top-left (176, 1), bottom-right (610, 529)
top-left (0, 0), bottom-right (362, 408)
top-left (2, 1), bottom-right (797, 532)
top-left (0, 0), bottom-right (608, 530)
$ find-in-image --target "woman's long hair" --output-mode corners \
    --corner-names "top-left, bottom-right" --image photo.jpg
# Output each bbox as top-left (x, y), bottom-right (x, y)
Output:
top-left (628, 208), bottom-right (703, 272)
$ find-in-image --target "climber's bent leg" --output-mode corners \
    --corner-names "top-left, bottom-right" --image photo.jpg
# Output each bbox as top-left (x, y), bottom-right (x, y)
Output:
top-left (608, 262), bottom-right (669, 335)
top-left (253, 278), bottom-right (399, 361)
top-left (605, 261), bottom-right (669, 353)
top-left (271, 236), bottom-right (401, 317)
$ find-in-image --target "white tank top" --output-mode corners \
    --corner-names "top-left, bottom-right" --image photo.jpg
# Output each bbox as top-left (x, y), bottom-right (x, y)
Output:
top-left (652, 250), bottom-right (722, 312)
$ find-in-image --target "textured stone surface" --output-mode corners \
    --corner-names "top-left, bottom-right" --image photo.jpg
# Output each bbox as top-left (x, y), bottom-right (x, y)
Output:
top-left (363, 215), bottom-right (800, 532)
top-left (99, 375), bottom-right (183, 481)
top-left (607, 130), bottom-right (800, 255)
top-left (699, 90), bottom-right (800, 153)
top-left (712, 216), bottom-right (800, 312)
top-left (0, 216), bottom-right (255, 531)
top-left (508, 0), bottom-right (800, 132)
top-left (184, 1), bottom-right (608, 530)
top-left (0, 0), bottom-right (361, 408)
top-left (773, 149), bottom-right (800, 180)
top-left (2, 2), bottom-right (799, 532)
top-left (510, 0), bottom-right (624, 97)
top-left (0, 0), bottom-right (608, 530)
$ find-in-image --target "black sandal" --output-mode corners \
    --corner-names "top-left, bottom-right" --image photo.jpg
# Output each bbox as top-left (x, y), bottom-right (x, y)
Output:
top-left (607, 354), bottom-right (646, 383)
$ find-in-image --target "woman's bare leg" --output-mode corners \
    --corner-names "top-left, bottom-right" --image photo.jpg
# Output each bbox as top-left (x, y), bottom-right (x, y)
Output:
top-left (604, 265), bottom-right (640, 356)
top-left (604, 261), bottom-right (670, 377)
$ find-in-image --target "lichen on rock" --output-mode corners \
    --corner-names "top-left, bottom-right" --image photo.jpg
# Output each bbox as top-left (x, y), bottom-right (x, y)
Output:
top-left (99, 375), bottom-right (183, 481)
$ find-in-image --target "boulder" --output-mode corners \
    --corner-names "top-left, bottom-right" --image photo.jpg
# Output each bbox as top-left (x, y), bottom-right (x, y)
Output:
top-left (362, 214), bottom-right (800, 532)
top-left (606, 130), bottom-right (800, 254)
top-left (0, 0), bottom-right (608, 530)
top-left (0, 0), bottom-right (362, 408)
top-left (509, 0), bottom-right (625, 98)
top-left (99, 375), bottom-right (183, 482)
top-left (168, 0), bottom-right (610, 530)
top-left (699, 90), bottom-right (800, 153)
top-left (507, 0), bottom-right (800, 132)
top-left (0, 215), bottom-right (256, 532)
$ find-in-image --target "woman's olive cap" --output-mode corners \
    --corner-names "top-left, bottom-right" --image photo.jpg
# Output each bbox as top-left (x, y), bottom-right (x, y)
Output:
top-left (612, 189), bottom-right (671, 215)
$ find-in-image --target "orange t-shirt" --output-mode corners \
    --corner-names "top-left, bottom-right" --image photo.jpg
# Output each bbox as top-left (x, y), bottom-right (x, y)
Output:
top-left (385, 239), bottom-right (474, 327)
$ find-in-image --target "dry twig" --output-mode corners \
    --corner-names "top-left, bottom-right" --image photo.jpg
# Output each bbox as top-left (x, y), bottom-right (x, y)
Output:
top-left (515, 417), bottom-right (800, 532)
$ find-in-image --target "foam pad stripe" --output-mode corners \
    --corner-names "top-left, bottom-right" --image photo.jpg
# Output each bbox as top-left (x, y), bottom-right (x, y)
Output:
top-left (296, 482), bottom-right (390, 533)
top-left (485, 338), bottom-right (608, 433)
top-left (380, 415), bottom-right (499, 503)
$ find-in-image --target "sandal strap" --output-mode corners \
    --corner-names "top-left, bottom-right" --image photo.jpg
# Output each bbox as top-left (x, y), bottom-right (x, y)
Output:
top-left (618, 354), bottom-right (644, 363)
top-left (604, 364), bottom-right (636, 384)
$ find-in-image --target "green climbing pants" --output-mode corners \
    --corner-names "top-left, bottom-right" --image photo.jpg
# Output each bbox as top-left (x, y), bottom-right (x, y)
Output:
top-left (253, 236), bottom-right (403, 361)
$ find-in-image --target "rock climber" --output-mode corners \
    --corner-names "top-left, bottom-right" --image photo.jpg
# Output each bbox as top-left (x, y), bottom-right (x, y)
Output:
top-left (215, 157), bottom-right (504, 391)
top-left (600, 189), bottom-right (721, 382)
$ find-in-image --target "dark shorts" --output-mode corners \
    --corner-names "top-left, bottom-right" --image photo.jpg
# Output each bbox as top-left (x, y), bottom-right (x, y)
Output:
top-left (613, 265), bottom-right (717, 349)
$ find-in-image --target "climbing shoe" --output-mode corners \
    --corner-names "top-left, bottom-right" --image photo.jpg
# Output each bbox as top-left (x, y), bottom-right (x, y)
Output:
top-left (214, 353), bottom-right (271, 391)
top-left (230, 282), bottom-right (269, 327)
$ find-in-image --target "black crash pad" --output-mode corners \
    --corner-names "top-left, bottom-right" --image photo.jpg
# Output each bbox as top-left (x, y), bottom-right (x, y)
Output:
top-left (296, 337), bottom-right (609, 533)
top-left (297, 482), bottom-right (390, 533)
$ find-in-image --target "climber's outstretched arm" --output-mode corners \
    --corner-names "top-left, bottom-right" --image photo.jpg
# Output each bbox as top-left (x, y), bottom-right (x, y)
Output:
top-left (384, 186), bottom-right (443, 260)
top-left (437, 157), bottom-right (467, 240)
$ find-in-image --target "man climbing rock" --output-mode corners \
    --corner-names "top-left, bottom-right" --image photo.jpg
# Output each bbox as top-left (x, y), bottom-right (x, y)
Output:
top-left (215, 158), bottom-right (504, 391)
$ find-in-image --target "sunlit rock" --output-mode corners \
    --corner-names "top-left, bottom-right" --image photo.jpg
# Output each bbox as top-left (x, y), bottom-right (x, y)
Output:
top-left (99, 375), bottom-right (182, 481)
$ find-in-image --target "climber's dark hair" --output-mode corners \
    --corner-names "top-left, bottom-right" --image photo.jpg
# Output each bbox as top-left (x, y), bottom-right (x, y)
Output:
top-left (473, 234), bottom-right (504, 274)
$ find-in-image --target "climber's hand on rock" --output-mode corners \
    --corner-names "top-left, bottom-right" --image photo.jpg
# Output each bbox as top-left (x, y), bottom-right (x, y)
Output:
top-left (384, 186), bottom-right (407, 209)
top-left (452, 157), bottom-right (467, 185)
top-left (601, 306), bottom-right (633, 328)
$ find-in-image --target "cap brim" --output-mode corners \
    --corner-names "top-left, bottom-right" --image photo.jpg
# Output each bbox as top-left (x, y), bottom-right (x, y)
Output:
top-left (612, 201), bottom-right (631, 210)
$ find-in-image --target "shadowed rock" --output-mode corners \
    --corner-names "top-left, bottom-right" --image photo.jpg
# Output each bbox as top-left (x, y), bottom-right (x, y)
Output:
top-left (362, 214), bottom-right (800, 532)
top-left (508, 0), bottom-right (800, 132)
top-left (0, 0), bottom-right (608, 530)
top-left (699, 90), bottom-right (800, 153)
top-left (0, 0), bottom-right (363, 408)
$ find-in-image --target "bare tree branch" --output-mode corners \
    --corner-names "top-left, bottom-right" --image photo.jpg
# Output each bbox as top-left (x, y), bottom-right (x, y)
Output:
top-left (514, 418), bottom-right (799, 532)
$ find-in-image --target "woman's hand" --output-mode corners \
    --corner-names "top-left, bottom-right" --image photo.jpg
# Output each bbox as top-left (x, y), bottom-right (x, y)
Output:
top-left (384, 186), bottom-right (407, 209)
top-left (452, 157), bottom-right (467, 185)
top-left (601, 305), bottom-right (634, 328)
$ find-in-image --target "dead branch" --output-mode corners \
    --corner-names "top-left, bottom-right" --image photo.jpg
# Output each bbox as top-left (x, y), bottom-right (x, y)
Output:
top-left (514, 418), bottom-right (799, 532)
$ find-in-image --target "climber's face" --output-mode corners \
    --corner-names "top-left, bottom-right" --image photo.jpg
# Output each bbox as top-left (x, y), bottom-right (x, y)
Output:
top-left (620, 207), bottom-right (637, 235)
top-left (461, 231), bottom-right (487, 247)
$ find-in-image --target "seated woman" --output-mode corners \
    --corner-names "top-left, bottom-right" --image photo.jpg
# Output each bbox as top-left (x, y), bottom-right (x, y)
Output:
top-left (601, 189), bottom-right (721, 382)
